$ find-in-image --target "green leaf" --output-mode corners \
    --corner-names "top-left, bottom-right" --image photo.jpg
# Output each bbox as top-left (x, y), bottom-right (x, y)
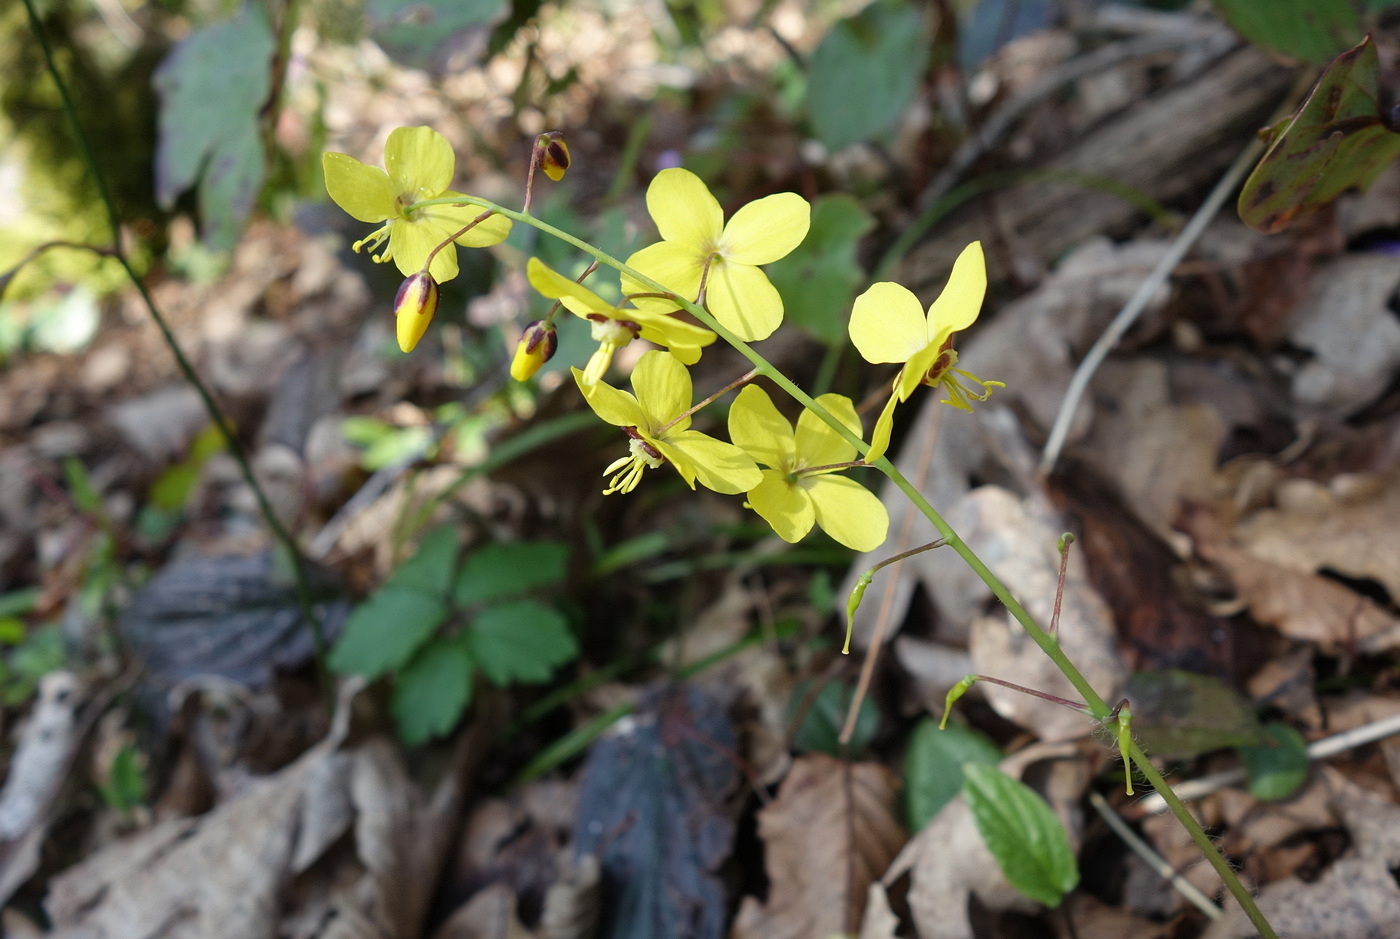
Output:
top-left (367, 0), bottom-right (508, 71)
top-left (453, 541), bottom-right (569, 608)
top-left (389, 526), bottom-right (460, 597)
top-left (1212, 0), bottom-right (1360, 64)
top-left (0, 618), bottom-right (24, 645)
top-left (328, 589), bottom-right (448, 679)
top-left (153, 5), bottom-right (275, 250)
top-left (0, 588), bottom-right (40, 619)
top-left (1238, 35), bottom-right (1400, 233)
top-left (3, 625), bottom-right (65, 706)
top-left (467, 600), bottom-right (577, 686)
top-left (904, 719), bottom-right (1002, 830)
top-left (962, 763), bottom-right (1079, 908)
top-left (100, 744), bottom-right (148, 813)
top-left (1240, 721), bottom-right (1310, 802)
top-left (806, 0), bottom-right (929, 151)
top-left (1124, 669), bottom-right (1271, 760)
top-left (341, 416), bottom-right (435, 471)
top-left (391, 637), bottom-right (475, 745)
top-left (765, 195), bottom-right (875, 345)
top-left (63, 457), bottom-right (102, 515)
top-left (791, 680), bottom-right (880, 757)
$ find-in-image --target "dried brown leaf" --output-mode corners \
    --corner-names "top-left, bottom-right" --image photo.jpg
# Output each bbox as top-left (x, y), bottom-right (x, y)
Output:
top-left (960, 487), bottom-right (1126, 741)
top-left (0, 672), bottom-right (83, 906)
top-left (1235, 472), bottom-right (1400, 603)
top-left (732, 754), bottom-right (904, 939)
top-left (539, 853), bottom-right (601, 939)
top-left (1185, 506), bottom-right (1400, 652)
top-left (1283, 255), bottom-right (1400, 416)
top-left (46, 685), bottom-right (487, 939)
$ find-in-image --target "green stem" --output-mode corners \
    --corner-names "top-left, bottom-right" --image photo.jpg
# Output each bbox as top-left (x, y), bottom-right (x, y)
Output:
top-left (409, 193), bottom-right (1277, 939)
top-left (24, 0), bottom-right (331, 702)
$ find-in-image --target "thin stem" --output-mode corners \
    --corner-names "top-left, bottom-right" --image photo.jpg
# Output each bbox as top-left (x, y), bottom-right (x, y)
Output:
top-left (24, 0), bottom-right (331, 701)
top-left (424, 210), bottom-right (494, 271)
top-left (523, 142), bottom-right (541, 213)
top-left (1050, 533), bottom-right (1074, 639)
top-left (795, 460), bottom-right (870, 477)
top-left (418, 192), bottom-right (1278, 939)
top-left (657, 368), bottom-right (759, 435)
top-left (968, 674), bottom-right (1090, 712)
top-left (867, 539), bottom-right (946, 578)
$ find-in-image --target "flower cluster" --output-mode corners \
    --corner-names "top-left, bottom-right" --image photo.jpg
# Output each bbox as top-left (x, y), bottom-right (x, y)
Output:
top-left (322, 128), bottom-right (1002, 553)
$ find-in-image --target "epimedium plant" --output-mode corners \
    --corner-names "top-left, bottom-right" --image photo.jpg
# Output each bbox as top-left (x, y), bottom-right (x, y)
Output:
top-left (321, 127), bottom-right (1279, 936)
top-left (328, 526), bottom-right (578, 746)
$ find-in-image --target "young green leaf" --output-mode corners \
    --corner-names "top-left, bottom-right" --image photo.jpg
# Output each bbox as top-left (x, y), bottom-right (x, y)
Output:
top-left (153, 4), bottom-right (275, 250)
top-left (962, 763), bottom-right (1079, 908)
top-left (806, 0), bottom-right (930, 151)
top-left (99, 744), bottom-right (148, 814)
top-left (791, 680), bottom-right (880, 757)
top-left (388, 526), bottom-right (460, 597)
top-left (453, 541), bottom-right (569, 608)
top-left (467, 599), bottom-right (577, 686)
top-left (392, 637), bottom-right (474, 746)
top-left (328, 589), bottom-right (448, 679)
top-left (904, 719), bottom-right (1002, 830)
top-left (1124, 669), bottom-right (1270, 759)
top-left (1213, 0), bottom-right (1360, 65)
top-left (765, 195), bottom-right (875, 346)
top-left (1240, 721), bottom-right (1310, 802)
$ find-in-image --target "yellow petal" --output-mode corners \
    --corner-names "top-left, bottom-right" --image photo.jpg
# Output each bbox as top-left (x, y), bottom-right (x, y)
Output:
top-left (849, 281), bottom-right (929, 365)
top-left (865, 390), bottom-right (901, 463)
top-left (397, 302), bottom-right (433, 353)
top-left (728, 385), bottom-right (795, 471)
top-left (646, 168), bottom-right (723, 251)
top-left (528, 257), bottom-right (610, 314)
top-left (394, 272), bottom-right (439, 353)
top-left (384, 126), bottom-right (454, 200)
top-left (794, 393), bottom-right (860, 467)
top-left (623, 241), bottom-right (704, 313)
top-left (631, 350), bottom-right (692, 432)
top-left (900, 342), bottom-right (942, 400)
top-left (573, 367), bottom-right (647, 428)
top-left (390, 219), bottom-right (459, 282)
top-left (322, 152), bottom-right (397, 223)
top-left (659, 430), bottom-right (762, 494)
top-left (806, 475), bottom-right (888, 551)
top-left (633, 310), bottom-right (716, 361)
top-left (748, 470), bottom-right (814, 543)
top-left (706, 262), bottom-right (783, 341)
top-left (722, 192), bottom-right (810, 265)
top-left (426, 198), bottom-right (512, 247)
top-left (925, 241), bottom-right (987, 341)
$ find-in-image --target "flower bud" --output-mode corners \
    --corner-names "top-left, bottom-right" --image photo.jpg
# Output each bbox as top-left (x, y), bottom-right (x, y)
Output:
top-left (394, 271), bottom-right (439, 353)
top-left (510, 320), bottom-right (558, 381)
top-left (537, 132), bottom-right (570, 182)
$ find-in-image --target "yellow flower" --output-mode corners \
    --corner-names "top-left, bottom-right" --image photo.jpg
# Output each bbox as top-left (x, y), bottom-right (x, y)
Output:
top-left (528, 258), bottom-right (716, 385)
top-left (728, 386), bottom-right (888, 551)
top-left (622, 168), bottom-right (809, 342)
top-left (510, 320), bottom-right (558, 381)
top-left (575, 351), bottom-right (761, 495)
top-left (322, 126), bottom-right (511, 283)
top-left (848, 241), bottom-right (1001, 462)
top-left (393, 271), bottom-right (439, 353)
